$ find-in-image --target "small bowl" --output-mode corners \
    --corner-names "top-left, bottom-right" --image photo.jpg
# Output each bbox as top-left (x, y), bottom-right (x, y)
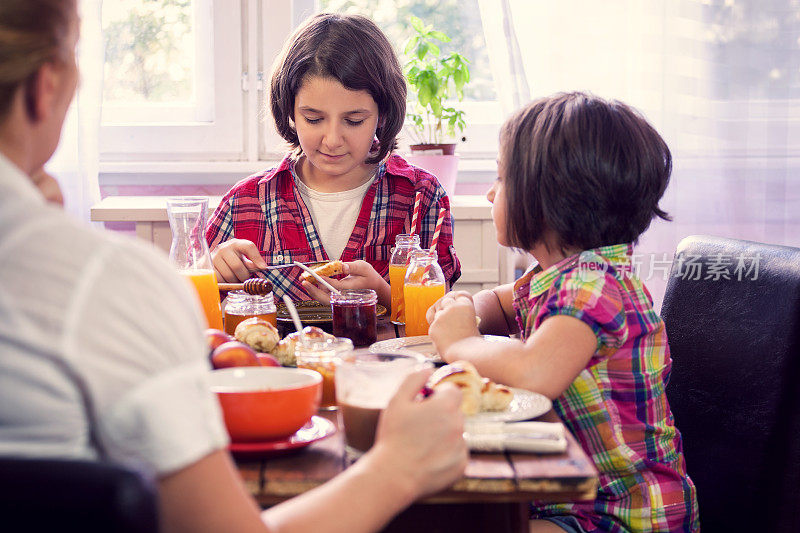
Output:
top-left (210, 367), bottom-right (322, 442)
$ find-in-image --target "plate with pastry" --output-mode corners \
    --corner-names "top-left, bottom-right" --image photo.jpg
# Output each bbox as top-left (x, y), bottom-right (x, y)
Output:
top-left (427, 360), bottom-right (551, 422)
top-left (370, 334), bottom-right (515, 364)
top-left (277, 300), bottom-right (387, 326)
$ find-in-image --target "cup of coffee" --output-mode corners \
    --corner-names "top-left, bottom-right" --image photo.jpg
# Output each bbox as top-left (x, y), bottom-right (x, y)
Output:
top-left (335, 351), bottom-right (430, 459)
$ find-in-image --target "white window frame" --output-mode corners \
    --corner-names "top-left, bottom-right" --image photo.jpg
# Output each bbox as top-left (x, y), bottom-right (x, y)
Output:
top-left (99, 0), bottom-right (245, 161)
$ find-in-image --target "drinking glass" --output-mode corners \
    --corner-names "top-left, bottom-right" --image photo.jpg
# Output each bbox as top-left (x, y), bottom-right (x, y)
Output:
top-left (335, 351), bottom-right (430, 459)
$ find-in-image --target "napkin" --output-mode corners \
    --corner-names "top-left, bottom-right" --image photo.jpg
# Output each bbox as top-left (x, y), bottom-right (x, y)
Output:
top-left (464, 420), bottom-right (567, 453)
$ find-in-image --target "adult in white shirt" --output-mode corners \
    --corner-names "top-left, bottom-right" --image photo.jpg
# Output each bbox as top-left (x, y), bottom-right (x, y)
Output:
top-left (0, 2), bottom-right (467, 532)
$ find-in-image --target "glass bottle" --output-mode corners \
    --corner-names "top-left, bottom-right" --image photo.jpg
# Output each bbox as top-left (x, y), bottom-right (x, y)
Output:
top-left (388, 234), bottom-right (421, 325)
top-left (223, 290), bottom-right (277, 336)
top-left (166, 196), bottom-right (223, 330)
top-left (403, 249), bottom-right (446, 337)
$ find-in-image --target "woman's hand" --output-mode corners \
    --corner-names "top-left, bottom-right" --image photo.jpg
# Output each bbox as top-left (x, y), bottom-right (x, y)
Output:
top-left (428, 292), bottom-right (481, 357)
top-left (368, 369), bottom-right (468, 498)
top-left (302, 260), bottom-right (391, 307)
top-left (211, 239), bottom-right (268, 282)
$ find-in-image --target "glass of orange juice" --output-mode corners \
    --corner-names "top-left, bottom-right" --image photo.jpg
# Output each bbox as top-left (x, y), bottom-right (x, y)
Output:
top-left (389, 234), bottom-right (421, 325)
top-left (167, 197), bottom-right (223, 330)
top-left (403, 249), bottom-right (446, 337)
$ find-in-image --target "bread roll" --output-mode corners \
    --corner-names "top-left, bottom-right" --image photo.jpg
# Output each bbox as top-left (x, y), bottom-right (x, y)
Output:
top-left (234, 317), bottom-right (279, 353)
top-left (300, 260), bottom-right (344, 285)
top-left (429, 360), bottom-right (483, 415)
top-left (270, 326), bottom-right (334, 367)
top-left (480, 377), bottom-right (514, 411)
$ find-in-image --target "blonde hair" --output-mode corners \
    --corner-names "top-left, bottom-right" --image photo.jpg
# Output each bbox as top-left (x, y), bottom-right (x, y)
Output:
top-left (0, 0), bottom-right (75, 119)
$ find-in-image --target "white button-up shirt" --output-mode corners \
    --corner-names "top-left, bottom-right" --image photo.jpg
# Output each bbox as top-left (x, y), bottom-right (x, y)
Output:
top-left (0, 154), bottom-right (228, 475)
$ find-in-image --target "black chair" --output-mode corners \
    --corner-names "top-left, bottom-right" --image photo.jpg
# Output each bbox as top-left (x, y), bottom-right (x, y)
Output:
top-left (0, 457), bottom-right (158, 533)
top-left (661, 235), bottom-right (800, 533)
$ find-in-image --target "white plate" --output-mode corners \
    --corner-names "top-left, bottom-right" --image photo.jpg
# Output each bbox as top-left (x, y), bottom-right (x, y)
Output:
top-left (370, 335), bottom-right (515, 363)
top-left (467, 388), bottom-right (551, 423)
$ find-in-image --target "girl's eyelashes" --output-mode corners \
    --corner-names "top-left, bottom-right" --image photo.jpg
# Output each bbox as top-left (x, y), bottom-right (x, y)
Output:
top-left (301, 116), bottom-right (365, 126)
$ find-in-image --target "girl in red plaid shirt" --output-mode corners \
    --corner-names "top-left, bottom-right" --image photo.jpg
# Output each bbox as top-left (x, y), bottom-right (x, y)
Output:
top-left (205, 13), bottom-right (460, 304)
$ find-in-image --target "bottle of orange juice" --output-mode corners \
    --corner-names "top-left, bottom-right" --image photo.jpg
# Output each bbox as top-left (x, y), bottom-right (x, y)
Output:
top-left (403, 249), bottom-right (446, 337)
top-left (389, 234), bottom-right (421, 325)
top-left (167, 197), bottom-right (223, 330)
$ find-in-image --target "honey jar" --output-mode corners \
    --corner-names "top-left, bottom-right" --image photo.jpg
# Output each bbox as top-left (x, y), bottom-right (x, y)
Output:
top-left (223, 290), bottom-right (277, 335)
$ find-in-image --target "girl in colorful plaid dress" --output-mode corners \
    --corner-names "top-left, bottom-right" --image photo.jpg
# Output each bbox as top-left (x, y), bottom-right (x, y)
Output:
top-left (205, 13), bottom-right (460, 304)
top-left (428, 93), bottom-right (700, 532)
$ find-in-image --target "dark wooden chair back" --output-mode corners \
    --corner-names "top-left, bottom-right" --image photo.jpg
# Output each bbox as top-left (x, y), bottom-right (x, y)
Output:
top-left (0, 457), bottom-right (158, 532)
top-left (661, 235), bottom-right (800, 532)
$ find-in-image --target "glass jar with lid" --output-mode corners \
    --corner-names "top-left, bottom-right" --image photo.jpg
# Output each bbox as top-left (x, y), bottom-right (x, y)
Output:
top-left (223, 290), bottom-right (277, 336)
top-left (388, 234), bottom-right (421, 324)
top-left (331, 289), bottom-right (378, 347)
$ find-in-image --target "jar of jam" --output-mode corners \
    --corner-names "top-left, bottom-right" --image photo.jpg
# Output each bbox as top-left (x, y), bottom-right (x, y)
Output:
top-left (223, 290), bottom-right (277, 336)
top-left (389, 234), bottom-right (421, 325)
top-left (295, 337), bottom-right (354, 410)
top-left (331, 289), bottom-right (378, 347)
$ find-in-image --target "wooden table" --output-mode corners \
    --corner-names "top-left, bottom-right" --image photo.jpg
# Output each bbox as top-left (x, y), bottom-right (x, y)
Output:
top-left (236, 319), bottom-right (599, 532)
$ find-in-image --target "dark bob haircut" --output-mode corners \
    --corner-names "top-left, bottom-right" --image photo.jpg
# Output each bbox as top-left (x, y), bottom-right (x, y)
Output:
top-left (500, 92), bottom-right (672, 252)
top-left (270, 13), bottom-right (406, 164)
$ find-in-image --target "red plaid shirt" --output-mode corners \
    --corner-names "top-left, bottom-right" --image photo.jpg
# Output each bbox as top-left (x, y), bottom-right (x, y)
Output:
top-left (205, 154), bottom-right (461, 300)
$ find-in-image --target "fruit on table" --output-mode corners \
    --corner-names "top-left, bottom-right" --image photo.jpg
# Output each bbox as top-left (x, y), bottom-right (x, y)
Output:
top-left (205, 328), bottom-right (233, 351)
top-left (211, 341), bottom-right (260, 369)
top-left (256, 352), bottom-right (280, 367)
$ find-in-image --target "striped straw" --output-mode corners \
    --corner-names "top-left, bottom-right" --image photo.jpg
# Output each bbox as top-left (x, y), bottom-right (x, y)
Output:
top-left (422, 208), bottom-right (447, 283)
top-left (409, 191), bottom-right (422, 235)
top-left (429, 208), bottom-right (447, 252)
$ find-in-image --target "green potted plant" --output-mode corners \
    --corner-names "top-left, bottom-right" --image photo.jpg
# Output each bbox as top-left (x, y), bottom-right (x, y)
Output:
top-left (403, 16), bottom-right (470, 194)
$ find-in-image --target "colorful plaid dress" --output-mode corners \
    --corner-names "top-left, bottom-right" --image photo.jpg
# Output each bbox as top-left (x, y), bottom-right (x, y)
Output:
top-left (205, 154), bottom-right (460, 300)
top-left (515, 244), bottom-right (699, 532)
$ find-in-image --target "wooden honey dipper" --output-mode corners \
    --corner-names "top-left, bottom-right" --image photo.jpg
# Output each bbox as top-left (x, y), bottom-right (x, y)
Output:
top-left (217, 278), bottom-right (273, 295)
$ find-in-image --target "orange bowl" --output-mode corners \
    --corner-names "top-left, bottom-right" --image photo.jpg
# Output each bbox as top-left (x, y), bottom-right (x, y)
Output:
top-left (209, 367), bottom-right (322, 442)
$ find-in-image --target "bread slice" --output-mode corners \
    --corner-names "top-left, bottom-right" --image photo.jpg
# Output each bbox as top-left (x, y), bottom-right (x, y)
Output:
top-left (300, 260), bottom-right (344, 285)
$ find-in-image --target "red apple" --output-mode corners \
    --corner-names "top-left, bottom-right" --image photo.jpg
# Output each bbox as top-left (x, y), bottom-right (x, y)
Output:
top-left (205, 329), bottom-right (232, 351)
top-left (211, 341), bottom-right (260, 369)
top-left (256, 352), bottom-right (280, 367)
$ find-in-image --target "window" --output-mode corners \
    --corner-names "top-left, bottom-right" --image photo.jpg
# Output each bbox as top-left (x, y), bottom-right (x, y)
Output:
top-left (100, 0), bottom-right (244, 161)
top-left (313, 0), bottom-right (501, 159)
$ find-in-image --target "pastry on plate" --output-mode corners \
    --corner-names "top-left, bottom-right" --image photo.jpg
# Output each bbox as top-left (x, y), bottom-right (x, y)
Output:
top-left (234, 317), bottom-right (279, 353)
top-left (428, 360), bottom-right (483, 415)
top-left (480, 377), bottom-right (514, 412)
top-left (271, 326), bottom-right (334, 366)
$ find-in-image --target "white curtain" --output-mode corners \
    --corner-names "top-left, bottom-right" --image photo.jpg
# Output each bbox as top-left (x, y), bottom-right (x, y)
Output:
top-left (479, 0), bottom-right (800, 309)
top-left (47, 0), bottom-right (103, 222)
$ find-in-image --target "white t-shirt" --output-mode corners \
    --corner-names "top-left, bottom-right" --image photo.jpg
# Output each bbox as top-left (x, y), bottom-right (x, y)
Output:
top-left (294, 170), bottom-right (376, 261)
top-left (0, 154), bottom-right (228, 475)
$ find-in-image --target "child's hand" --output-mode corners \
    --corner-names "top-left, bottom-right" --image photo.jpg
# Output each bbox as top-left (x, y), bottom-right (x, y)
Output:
top-left (428, 292), bottom-right (481, 356)
top-left (302, 260), bottom-right (391, 307)
top-left (211, 239), bottom-right (268, 282)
